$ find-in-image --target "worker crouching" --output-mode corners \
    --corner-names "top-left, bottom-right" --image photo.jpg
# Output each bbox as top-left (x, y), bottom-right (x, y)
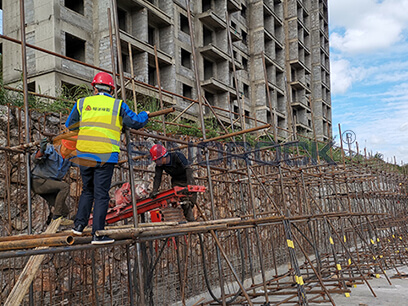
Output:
top-left (31, 138), bottom-right (74, 226)
top-left (149, 144), bottom-right (196, 222)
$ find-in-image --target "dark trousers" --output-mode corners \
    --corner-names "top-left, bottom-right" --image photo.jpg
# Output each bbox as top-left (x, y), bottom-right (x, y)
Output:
top-left (32, 177), bottom-right (70, 217)
top-left (75, 163), bottom-right (115, 235)
top-left (172, 180), bottom-right (196, 221)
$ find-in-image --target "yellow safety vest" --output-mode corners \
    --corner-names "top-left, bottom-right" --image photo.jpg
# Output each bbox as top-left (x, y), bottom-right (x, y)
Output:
top-left (76, 95), bottom-right (123, 154)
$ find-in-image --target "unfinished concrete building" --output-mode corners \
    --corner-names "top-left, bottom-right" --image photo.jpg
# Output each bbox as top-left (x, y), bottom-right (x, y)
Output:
top-left (2, 0), bottom-right (331, 140)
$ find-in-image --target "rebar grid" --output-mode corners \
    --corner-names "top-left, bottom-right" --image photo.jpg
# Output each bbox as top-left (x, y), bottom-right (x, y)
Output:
top-left (0, 105), bottom-right (407, 305)
top-left (1, 1), bottom-right (408, 304)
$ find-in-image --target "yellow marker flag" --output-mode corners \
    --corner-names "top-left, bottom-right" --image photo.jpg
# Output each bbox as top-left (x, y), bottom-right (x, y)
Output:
top-left (336, 264), bottom-right (342, 271)
top-left (287, 239), bottom-right (294, 248)
top-left (345, 293), bottom-right (350, 297)
top-left (329, 237), bottom-right (334, 245)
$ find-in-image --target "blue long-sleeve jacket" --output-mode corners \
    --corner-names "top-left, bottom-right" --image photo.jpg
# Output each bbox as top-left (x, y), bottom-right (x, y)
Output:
top-left (31, 145), bottom-right (72, 180)
top-left (65, 93), bottom-right (149, 163)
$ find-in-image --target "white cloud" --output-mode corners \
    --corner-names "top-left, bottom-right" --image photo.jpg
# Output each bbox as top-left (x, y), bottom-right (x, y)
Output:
top-left (329, 0), bottom-right (408, 54)
top-left (330, 59), bottom-right (366, 94)
top-left (329, 0), bottom-right (376, 28)
top-left (399, 122), bottom-right (408, 132)
top-left (361, 61), bottom-right (408, 89)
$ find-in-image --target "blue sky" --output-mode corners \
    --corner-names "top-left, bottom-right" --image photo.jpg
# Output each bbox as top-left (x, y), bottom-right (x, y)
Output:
top-left (329, 0), bottom-right (408, 164)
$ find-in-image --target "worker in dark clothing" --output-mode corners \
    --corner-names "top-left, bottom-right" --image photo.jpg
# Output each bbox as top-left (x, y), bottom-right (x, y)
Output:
top-left (149, 144), bottom-right (196, 222)
top-left (65, 72), bottom-right (149, 245)
top-left (31, 138), bottom-right (73, 225)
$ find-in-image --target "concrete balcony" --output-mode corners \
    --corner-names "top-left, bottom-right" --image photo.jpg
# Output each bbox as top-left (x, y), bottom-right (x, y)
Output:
top-left (290, 79), bottom-right (311, 92)
top-left (229, 26), bottom-right (241, 42)
top-left (275, 108), bottom-right (286, 119)
top-left (263, 3), bottom-right (283, 25)
top-left (295, 122), bottom-right (312, 132)
top-left (119, 30), bottom-right (173, 66)
top-left (201, 77), bottom-right (235, 95)
top-left (134, 0), bottom-right (172, 26)
top-left (264, 28), bottom-right (283, 47)
top-left (227, 0), bottom-right (241, 12)
top-left (291, 99), bottom-right (310, 111)
top-left (198, 10), bottom-right (226, 30)
top-left (264, 53), bottom-right (284, 72)
top-left (267, 81), bottom-right (285, 96)
top-left (198, 44), bottom-right (229, 62)
top-left (229, 60), bottom-right (243, 71)
top-left (289, 59), bottom-right (311, 74)
top-left (127, 81), bottom-right (175, 105)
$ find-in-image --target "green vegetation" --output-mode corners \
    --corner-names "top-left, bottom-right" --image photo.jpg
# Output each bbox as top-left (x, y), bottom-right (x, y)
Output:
top-left (0, 73), bottom-right (91, 114)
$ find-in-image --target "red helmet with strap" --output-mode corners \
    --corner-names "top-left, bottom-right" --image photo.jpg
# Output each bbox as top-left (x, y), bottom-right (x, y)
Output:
top-left (91, 72), bottom-right (115, 89)
top-left (150, 144), bottom-right (168, 161)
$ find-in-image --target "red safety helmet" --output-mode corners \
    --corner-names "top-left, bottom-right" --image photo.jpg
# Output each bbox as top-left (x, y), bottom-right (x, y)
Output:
top-left (91, 72), bottom-right (115, 89)
top-left (150, 144), bottom-right (168, 161)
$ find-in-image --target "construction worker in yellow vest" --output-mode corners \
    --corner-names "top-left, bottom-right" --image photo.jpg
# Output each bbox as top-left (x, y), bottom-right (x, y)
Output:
top-left (65, 72), bottom-right (149, 245)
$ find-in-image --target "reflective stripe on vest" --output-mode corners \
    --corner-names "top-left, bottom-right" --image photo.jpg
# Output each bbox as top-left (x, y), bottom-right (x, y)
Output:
top-left (76, 95), bottom-right (122, 154)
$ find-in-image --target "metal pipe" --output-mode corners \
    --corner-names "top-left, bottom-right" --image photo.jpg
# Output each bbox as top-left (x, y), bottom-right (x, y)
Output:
top-left (153, 45), bottom-right (167, 137)
top-left (110, 1), bottom-right (146, 304)
top-left (19, 0), bottom-right (32, 236)
top-left (0, 235), bottom-right (74, 252)
top-left (18, 3), bottom-right (35, 304)
top-left (107, 8), bottom-right (118, 94)
top-left (185, 1), bottom-right (226, 303)
top-left (148, 107), bottom-right (175, 118)
top-left (128, 42), bottom-right (137, 111)
top-left (225, 12), bottom-right (245, 131)
top-left (261, 52), bottom-right (278, 141)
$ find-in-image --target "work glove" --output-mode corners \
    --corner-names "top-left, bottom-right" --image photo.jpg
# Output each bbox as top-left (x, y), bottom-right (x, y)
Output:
top-left (149, 191), bottom-right (158, 199)
top-left (40, 138), bottom-right (48, 153)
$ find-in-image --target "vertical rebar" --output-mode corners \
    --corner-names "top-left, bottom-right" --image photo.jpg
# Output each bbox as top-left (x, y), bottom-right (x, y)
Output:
top-left (19, 0), bottom-right (34, 304)
top-left (110, 0), bottom-right (145, 303)
top-left (153, 45), bottom-right (167, 137)
top-left (185, 1), bottom-right (226, 304)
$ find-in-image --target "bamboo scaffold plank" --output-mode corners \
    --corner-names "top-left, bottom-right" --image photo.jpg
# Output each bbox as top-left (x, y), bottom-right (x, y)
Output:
top-left (4, 218), bottom-right (63, 306)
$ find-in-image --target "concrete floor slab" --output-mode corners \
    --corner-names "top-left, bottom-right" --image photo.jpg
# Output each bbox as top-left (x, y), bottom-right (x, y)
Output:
top-left (330, 267), bottom-right (408, 306)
